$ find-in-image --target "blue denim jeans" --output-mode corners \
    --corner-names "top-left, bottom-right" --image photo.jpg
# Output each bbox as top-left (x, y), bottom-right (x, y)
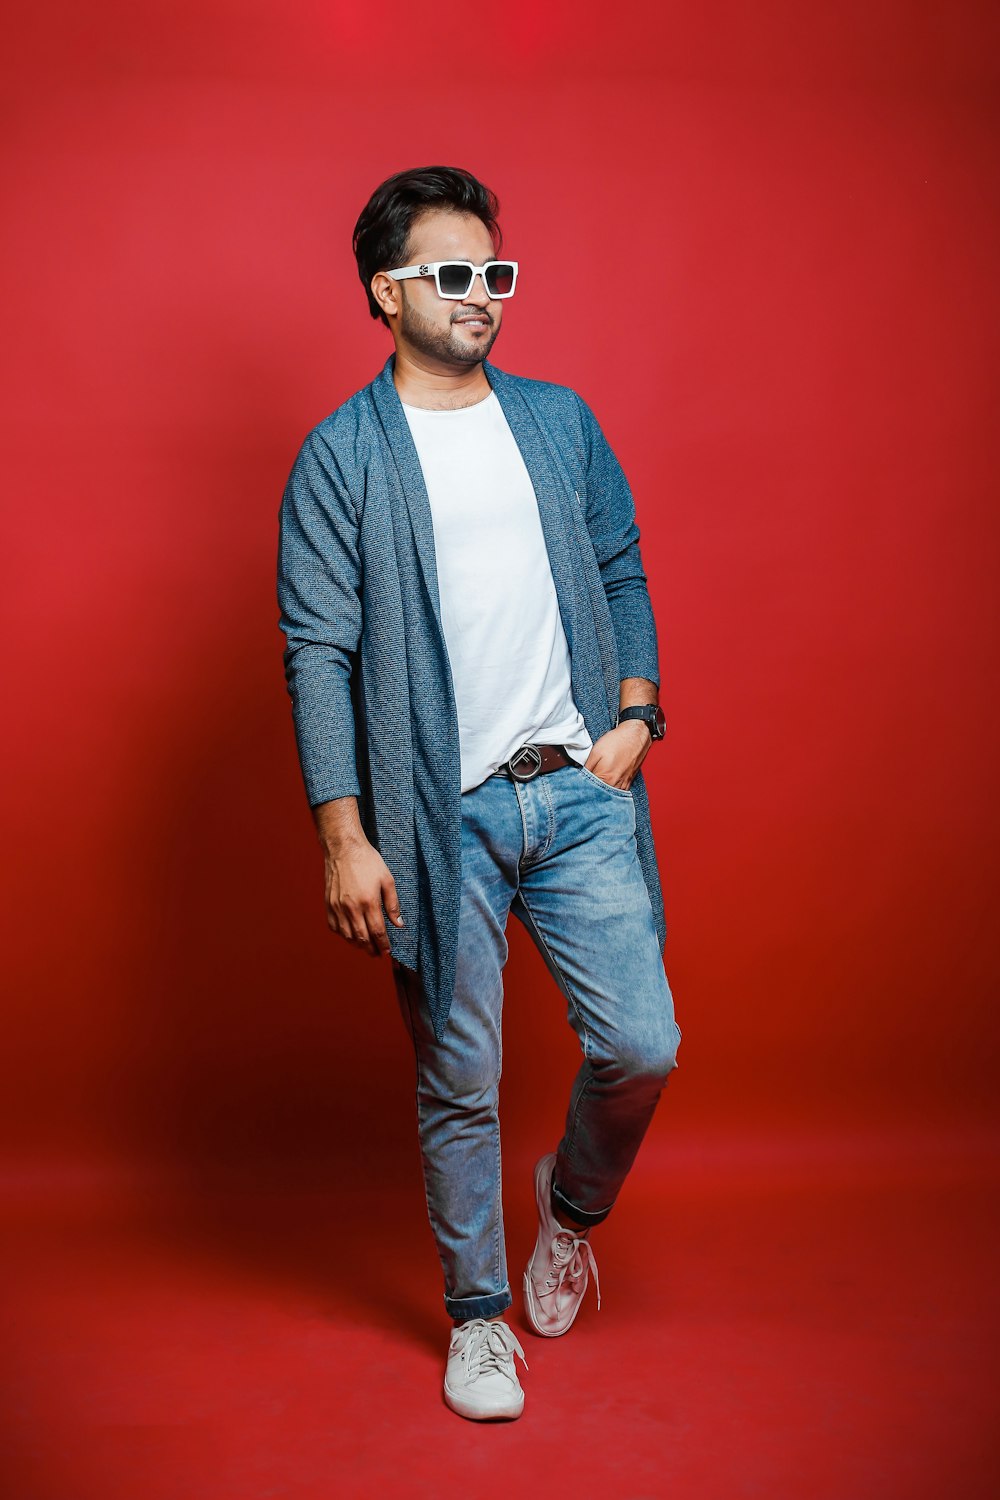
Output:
top-left (391, 757), bottom-right (682, 1323)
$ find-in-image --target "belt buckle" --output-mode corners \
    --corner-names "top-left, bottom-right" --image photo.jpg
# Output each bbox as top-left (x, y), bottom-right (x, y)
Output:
top-left (507, 744), bottom-right (543, 782)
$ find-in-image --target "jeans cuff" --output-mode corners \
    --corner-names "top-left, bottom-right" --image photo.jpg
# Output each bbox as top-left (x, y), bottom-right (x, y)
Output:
top-left (551, 1178), bottom-right (614, 1229)
top-left (445, 1286), bottom-right (513, 1323)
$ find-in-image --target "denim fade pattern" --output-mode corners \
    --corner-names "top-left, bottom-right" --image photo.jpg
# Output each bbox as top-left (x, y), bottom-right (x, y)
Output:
top-left (277, 352), bottom-right (667, 1041)
top-left (393, 761), bottom-right (682, 1322)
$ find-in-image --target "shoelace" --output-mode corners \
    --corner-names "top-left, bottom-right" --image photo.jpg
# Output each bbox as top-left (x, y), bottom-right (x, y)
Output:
top-left (539, 1230), bottom-right (602, 1310)
top-left (453, 1319), bottom-right (529, 1384)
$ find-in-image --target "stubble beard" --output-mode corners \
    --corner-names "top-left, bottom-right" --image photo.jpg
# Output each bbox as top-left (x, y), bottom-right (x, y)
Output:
top-left (400, 294), bottom-right (500, 366)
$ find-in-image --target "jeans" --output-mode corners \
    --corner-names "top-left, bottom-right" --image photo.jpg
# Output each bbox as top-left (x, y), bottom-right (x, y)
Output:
top-left (391, 756), bottom-right (682, 1323)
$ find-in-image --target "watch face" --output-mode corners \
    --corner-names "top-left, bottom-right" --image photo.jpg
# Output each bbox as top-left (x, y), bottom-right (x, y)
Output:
top-left (654, 705), bottom-right (667, 738)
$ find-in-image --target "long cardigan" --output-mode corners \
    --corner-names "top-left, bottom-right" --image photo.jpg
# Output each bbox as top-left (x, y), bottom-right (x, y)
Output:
top-left (277, 351), bottom-right (667, 1041)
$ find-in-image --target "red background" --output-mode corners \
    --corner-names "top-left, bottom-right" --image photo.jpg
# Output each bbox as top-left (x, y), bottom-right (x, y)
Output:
top-left (3, 3), bottom-right (998, 1496)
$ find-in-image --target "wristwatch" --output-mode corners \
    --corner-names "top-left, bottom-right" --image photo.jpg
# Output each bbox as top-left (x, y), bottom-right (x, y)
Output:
top-left (616, 704), bottom-right (667, 741)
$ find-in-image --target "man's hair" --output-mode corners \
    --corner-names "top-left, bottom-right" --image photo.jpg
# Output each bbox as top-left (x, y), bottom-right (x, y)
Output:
top-left (352, 165), bottom-right (503, 328)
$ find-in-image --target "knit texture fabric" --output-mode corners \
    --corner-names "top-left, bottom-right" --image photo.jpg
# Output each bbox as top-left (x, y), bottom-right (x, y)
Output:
top-left (277, 352), bottom-right (666, 1040)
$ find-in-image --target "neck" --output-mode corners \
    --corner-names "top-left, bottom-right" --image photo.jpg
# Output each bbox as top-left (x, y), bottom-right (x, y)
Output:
top-left (390, 347), bottom-right (492, 410)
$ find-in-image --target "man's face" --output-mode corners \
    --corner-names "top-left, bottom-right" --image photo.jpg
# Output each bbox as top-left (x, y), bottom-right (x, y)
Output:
top-left (386, 208), bottom-right (504, 366)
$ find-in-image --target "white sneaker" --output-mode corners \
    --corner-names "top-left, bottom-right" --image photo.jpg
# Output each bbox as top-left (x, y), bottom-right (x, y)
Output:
top-left (443, 1318), bottom-right (528, 1421)
top-left (523, 1152), bottom-right (602, 1337)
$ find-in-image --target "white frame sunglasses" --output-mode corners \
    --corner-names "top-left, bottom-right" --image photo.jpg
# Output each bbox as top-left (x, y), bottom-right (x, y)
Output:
top-left (386, 259), bottom-right (519, 300)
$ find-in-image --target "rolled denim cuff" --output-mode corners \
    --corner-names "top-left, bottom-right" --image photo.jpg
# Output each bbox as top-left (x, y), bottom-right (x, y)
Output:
top-left (445, 1285), bottom-right (513, 1324)
top-left (551, 1177), bottom-right (614, 1229)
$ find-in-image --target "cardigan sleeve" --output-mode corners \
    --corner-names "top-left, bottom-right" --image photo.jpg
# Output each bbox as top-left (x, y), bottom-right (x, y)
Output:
top-left (277, 425), bottom-right (364, 807)
top-left (573, 392), bottom-right (661, 690)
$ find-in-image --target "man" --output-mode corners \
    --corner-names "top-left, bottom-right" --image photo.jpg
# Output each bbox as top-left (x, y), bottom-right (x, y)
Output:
top-left (276, 165), bottom-right (682, 1421)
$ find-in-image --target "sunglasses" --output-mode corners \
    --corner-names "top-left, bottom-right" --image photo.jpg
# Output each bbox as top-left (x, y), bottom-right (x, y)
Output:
top-left (386, 259), bottom-right (519, 300)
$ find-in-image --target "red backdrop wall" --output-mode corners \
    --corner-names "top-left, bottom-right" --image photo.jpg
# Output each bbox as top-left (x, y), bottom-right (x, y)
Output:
top-left (3, 1), bottom-right (998, 1180)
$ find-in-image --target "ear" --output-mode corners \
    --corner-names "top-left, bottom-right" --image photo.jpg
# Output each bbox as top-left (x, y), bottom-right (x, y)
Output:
top-left (371, 271), bottom-right (401, 322)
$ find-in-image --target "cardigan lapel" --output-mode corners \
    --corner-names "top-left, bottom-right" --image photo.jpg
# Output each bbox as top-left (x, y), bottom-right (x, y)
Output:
top-left (368, 354), bottom-right (447, 647)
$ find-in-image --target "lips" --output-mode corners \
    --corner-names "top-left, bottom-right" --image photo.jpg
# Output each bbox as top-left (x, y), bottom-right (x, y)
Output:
top-left (456, 317), bottom-right (489, 327)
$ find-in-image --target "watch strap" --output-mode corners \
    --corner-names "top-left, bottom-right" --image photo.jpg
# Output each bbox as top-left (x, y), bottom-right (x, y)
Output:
top-left (616, 704), bottom-right (666, 740)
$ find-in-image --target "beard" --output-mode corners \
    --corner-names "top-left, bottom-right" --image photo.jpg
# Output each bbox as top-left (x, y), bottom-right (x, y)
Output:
top-left (399, 293), bottom-right (501, 365)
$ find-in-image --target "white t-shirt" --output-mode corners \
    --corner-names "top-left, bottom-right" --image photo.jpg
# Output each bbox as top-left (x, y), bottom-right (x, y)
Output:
top-left (401, 390), bottom-right (593, 793)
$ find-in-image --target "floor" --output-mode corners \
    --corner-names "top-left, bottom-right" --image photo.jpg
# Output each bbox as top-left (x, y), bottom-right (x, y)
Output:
top-left (3, 1124), bottom-right (998, 1500)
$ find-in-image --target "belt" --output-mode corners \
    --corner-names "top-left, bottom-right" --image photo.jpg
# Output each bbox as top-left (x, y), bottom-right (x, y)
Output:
top-left (492, 743), bottom-right (576, 782)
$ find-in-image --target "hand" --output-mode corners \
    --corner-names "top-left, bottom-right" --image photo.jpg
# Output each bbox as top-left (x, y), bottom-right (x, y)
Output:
top-left (323, 835), bottom-right (404, 958)
top-left (583, 719), bottom-right (651, 790)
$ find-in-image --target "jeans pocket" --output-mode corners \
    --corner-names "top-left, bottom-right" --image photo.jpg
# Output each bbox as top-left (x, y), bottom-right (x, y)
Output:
top-left (577, 762), bottom-right (635, 799)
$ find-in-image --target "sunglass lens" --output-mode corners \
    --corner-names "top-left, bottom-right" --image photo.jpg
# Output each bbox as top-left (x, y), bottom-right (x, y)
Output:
top-left (438, 262), bottom-right (474, 297)
top-left (486, 263), bottom-right (515, 296)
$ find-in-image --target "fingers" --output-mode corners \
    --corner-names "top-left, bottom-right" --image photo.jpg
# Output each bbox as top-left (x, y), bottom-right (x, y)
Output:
top-left (332, 898), bottom-right (381, 957)
top-left (370, 877), bottom-right (404, 957)
top-left (363, 897), bottom-right (391, 958)
top-left (382, 877), bottom-right (405, 930)
top-left (330, 906), bottom-right (374, 953)
top-left (585, 760), bottom-right (633, 790)
top-left (325, 884), bottom-right (404, 959)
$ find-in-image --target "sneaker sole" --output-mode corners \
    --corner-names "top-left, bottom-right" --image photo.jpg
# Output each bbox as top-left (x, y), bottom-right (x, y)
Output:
top-left (443, 1381), bottom-right (525, 1421)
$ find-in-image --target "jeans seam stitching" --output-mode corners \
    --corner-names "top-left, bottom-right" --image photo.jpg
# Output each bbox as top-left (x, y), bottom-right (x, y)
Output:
top-left (538, 774), bottom-right (555, 858)
top-left (447, 1287), bottom-right (512, 1317)
top-left (494, 1007), bottom-right (504, 1292)
top-left (514, 780), bottom-right (530, 866)
top-left (552, 1181), bottom-right (615, 1222)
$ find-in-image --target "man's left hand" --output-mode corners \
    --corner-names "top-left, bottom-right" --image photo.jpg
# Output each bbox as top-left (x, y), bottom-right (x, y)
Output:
top-left (582, 719), bottom-right (651, 791)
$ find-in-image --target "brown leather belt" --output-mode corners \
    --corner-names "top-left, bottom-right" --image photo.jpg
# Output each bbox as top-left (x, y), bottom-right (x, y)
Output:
top-left (492, 743), bottom-right (576, 782)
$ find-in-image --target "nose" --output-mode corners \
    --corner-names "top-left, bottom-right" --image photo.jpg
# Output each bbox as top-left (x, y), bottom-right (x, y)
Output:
top-left (462, 271), bottom-right (492, 307)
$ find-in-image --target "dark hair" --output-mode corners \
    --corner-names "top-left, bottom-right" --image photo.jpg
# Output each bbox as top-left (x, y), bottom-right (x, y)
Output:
top-left (352, 165), bottom-right (503, 328)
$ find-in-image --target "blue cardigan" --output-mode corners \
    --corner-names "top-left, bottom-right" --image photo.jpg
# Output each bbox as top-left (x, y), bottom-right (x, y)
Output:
top-left (277, 351), bottom-right (666, 1040)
